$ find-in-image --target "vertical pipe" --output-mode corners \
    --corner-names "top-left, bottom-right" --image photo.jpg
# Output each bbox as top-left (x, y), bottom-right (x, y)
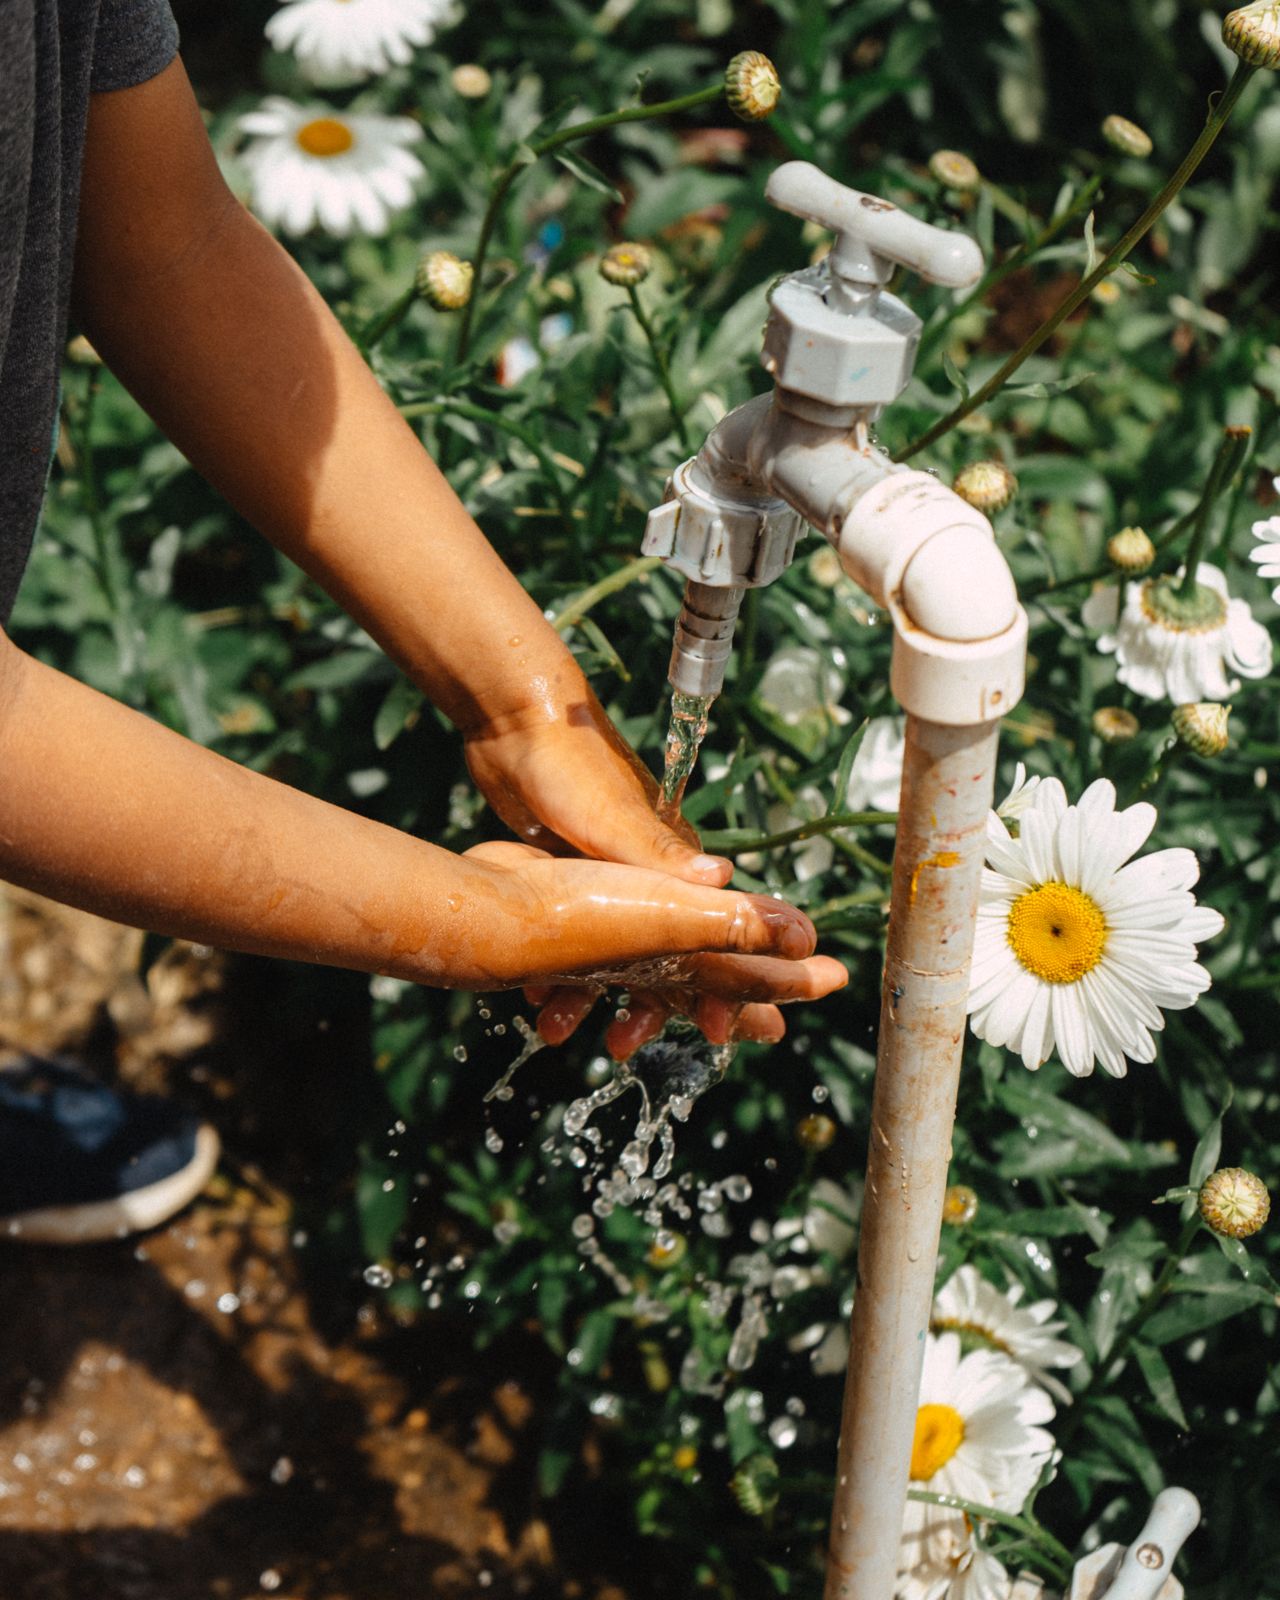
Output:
top-left (823, 714), bottom-right (1001, 1600)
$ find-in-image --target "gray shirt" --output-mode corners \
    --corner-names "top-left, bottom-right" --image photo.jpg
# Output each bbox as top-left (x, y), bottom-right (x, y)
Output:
top-left (0, 0), bottom-right (179, 628)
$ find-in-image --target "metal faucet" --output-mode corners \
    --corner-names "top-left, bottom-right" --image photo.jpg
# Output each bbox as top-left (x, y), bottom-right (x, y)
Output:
top-left (638, 164), bottom-right (1201, 1600)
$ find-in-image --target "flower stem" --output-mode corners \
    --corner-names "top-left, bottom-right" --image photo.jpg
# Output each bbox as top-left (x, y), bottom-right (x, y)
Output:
top-left (917, 174), bottom-right (1104, 364)
top-left (453, 83), bottom-right (723, 365)
top-left (626, 284), bottom-right (692, 451)
top-left (700, 810), bottom-right (897, 853)
top-left (896, 62), bottom-right (1257, 463)
top-left (906, 1489), bottom-right (1074, 1582)
top-left (1176, 426), bottom-right (1252, 598)
top-left (359, 284), bottom-right (416, 353)
top-left (550, 556), bottom-right (662, 633)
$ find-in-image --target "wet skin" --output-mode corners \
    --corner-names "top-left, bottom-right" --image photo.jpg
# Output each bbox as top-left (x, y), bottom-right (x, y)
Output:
top-left (0, 58), bottom-right (848, 1045)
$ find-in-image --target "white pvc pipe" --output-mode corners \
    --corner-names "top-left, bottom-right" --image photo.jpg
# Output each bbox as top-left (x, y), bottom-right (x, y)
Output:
top-left (824, 714), bottom-right (1001, 1600)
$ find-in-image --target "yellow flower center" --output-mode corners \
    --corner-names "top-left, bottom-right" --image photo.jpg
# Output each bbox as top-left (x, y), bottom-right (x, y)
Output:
top-left (296, 117), bottom-right (355, 158)
top-left (1007, 881), bottom-right (1107, 984)
top-left (910, 1404), bottom-right (965, 1480)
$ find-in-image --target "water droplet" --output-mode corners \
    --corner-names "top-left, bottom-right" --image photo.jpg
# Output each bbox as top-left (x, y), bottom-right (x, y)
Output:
top-left (452, 1045), bottom-right (468, 1062)
top-left (768, 1416), bottom-right (798, 1449)
top-left (812, 1084), bottom-right (829, 1103)
top-left (363, 1264), bottom-right (394, 1289)
top-left (484, 1127), bottom-right (504, 1154)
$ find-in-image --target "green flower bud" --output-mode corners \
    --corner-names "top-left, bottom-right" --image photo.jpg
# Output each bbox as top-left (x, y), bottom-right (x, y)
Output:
top-left (599, 242), bottom-right (652, 287)
top-left (1199, 1166), bottom-right (1271, 1239)
top-left (415, 251), bottom-right (473, 310)
top-left (953, 460), bottom-right (1017, 513)
top-left (1223, 1), bottom-right (1280, 68)
top-left (1172, 702), bottom-right (1231, 757)
top-left (450, 64), bottom-right (492, 98)
top-left (941, 1184), bottom-right (978, 1227)
top-left (725, 51), bottom-right (781, 122)
top-left (1107, 525), bottom-right (1156, 575)
top-left (1092, 706), bottom-right (1140, 743)
top-left (928, 150), bottom-right (980, 191)
top-left (730, 1452), bottom-right (781, 1517)
top-left (795, 1113), bottom-right (837, 1151)
top-left (1101, 114), bottom-right (1153, 159)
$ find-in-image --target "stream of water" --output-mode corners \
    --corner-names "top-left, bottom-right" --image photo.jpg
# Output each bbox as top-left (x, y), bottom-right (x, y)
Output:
top-left (657, 689), bottom-right (716, 824)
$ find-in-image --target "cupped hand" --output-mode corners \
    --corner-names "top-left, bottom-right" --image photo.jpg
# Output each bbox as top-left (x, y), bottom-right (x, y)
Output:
top-left (456, 840), bottom-right (847, 1055)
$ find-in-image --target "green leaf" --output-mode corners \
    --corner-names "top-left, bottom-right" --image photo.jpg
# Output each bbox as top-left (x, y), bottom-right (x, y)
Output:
top-left (286, 649), bottom-right (386, 692)
top-left (828, 718), bottom-right (870, 817)
top-left (553, 147), bottom-right (624, 202)
top-left (1189, 1085), bottom-right (1233, 1189)
top-left (1083, 209), bottom-right (1100, 276)
top-left (1006, 371), bottom-right (1097, 400)
top-left (1144, 1284), bottom-right (1269, 1346)
top-left (1133, 1340), bottom-right (1189, 1429)
top-left (941, 349), bottom-right (970, 400)
top-left (373, 676), bottom-right (425, 751)
top-left (1118, 259), bottom-right (1157, 286)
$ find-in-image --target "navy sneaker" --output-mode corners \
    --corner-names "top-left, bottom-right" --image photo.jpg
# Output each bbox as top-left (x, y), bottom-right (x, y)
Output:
top-left (0, 1055), bottom-right (219, 1244)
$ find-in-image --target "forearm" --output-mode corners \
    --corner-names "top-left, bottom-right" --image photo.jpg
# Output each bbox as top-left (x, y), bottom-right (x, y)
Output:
top-left (72, 62), bottom-right (578, 737)
top-left (0, 639), bottom-right (808, 987)
top-left (0, 636), bottom-right (478, 980)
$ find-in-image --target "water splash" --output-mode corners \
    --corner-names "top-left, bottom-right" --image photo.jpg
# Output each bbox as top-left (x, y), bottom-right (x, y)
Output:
top-left (483, 1014), bottom-right (545, 1104)
top-left (658, 689), bottom-right (715, 823)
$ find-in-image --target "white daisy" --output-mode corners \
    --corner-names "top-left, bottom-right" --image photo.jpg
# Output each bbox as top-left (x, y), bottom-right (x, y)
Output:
top-left (765, 785), bottom-right (834, 881)
top-left (1081, 561), bottom-right (1272, 703)
top-left (968, 777), bottom-right (1224, 1078)
top-left (898, 1527), bottom-right (1019, 1600)
top-left (265, 0), bottom-right (454, 81)
top-left (845, 715), bottom-right (905, 812)
top-left (995, 764), bottom-right (1041, 826)
top-left (932, 1265), bottom-right (1082, 1403)
top-left (237, 99), bottom-right (424, 237)
top-left (1249, 493), bottom-right (1280, 601)
top-left (901, 1332), bottom-right (1055, 1568)
top-left (756, 646), bottom-right (852, 730)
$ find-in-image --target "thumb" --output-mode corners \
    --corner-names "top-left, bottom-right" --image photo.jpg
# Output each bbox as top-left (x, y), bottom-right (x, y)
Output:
top-left (581, 801), bottom-right (734, 888)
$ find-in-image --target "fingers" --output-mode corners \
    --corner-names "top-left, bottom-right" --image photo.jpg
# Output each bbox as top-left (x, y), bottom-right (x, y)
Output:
top-left (534, 986), bottom-right (598, 1046)
top-left (604, 990), bottom-right (670, 1059)
top-left (680, 952), bottom-right (849, 1005)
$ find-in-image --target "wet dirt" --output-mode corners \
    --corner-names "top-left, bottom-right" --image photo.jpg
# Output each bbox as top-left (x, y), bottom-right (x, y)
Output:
top-left (0, 887), bottom-right (628, 1600)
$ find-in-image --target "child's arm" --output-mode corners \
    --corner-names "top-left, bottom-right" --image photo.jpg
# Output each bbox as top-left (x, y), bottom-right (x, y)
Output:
top-left (72, 60), bottom-right (726, 899)
top-left (0, 630), bottom-right (842, 1004)
top-left (0, 57), bottom-right (848, 1037)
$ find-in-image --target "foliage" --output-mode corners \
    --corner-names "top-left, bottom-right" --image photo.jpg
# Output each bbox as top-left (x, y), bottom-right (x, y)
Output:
top-left (25, 0), bottom-right (1280, 1594)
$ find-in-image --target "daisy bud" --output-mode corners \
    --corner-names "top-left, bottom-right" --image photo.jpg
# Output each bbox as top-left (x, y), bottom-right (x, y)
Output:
top-left (729, 1452), bottom-right (780, 1517)
top-left (941, 1184), bottom-right (978, 1226)
top-left (599, 242), bottom-right (652, 287)
top-left (1091, 277), bottom-right (1123, 306)
top-left (450, 64), bottom-right (492, 98)
top-left (808, 545), bottom-right (844, 588)
top-left (645, 1230), bottom-right (687, 1270)
top-left (1101, 114), bottom-right (1153, 159)
top-left (724, 51), bottom-right (781, 122)
top-left (1092, 706), bottom-right (1140, 742)
top-left (66, 334), bottom-right (101, 365)
top-left (1223, 1), bottom-right (1280, 68)
top-left (1172, 702), bottom-right (1230, 757)
top-left (795, 1113), bottom-right (837, 1151)
top-left (415, 251), bottom-right (473, 311)
top-left (672, 1444), bottom-right (698, 1472)
top-left (1198, 1166), bottom-right (1271, 1239)
top-left (953, 460), bottom-right (1017, 513)
top-left (928, 150), bottom-right (981, 191)
top-left (1107, 525), bottom-right (1156, 574)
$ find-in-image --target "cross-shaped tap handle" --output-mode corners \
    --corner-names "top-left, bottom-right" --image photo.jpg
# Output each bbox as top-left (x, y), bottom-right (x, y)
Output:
top-left (766, 160), bottom-right (983, 290)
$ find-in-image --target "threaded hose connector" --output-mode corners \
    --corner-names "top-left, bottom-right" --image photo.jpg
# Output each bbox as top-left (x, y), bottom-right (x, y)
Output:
top-left (668, 582), bottom-right (745, 698)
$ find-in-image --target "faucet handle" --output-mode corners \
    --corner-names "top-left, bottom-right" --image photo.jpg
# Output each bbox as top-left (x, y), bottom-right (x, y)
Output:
top-left (766, 160), bottom-right (983, 290)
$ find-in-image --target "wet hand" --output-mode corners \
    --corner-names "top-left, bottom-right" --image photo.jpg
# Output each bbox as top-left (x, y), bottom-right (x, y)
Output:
top-left (462, 691), bottom-right (735, 889)
top-left (456, 841), bottom-right (847, 1055)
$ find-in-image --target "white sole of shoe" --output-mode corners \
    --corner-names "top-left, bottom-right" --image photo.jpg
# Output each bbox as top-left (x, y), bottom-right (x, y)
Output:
top-left (1, 1123), bottom-right (221, 1245)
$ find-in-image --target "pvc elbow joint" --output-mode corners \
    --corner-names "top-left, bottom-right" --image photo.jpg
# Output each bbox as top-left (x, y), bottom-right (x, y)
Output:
top-left (835, 470), bottom-right (1027, 726)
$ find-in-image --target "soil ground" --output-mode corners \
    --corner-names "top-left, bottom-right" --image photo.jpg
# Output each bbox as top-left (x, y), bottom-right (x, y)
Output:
top-left (0, 887), bottom-right (626, 1600)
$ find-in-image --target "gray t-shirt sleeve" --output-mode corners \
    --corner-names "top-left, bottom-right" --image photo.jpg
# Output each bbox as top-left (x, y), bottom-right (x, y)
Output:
top-left (90, 0), bottom-right (180, 95)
